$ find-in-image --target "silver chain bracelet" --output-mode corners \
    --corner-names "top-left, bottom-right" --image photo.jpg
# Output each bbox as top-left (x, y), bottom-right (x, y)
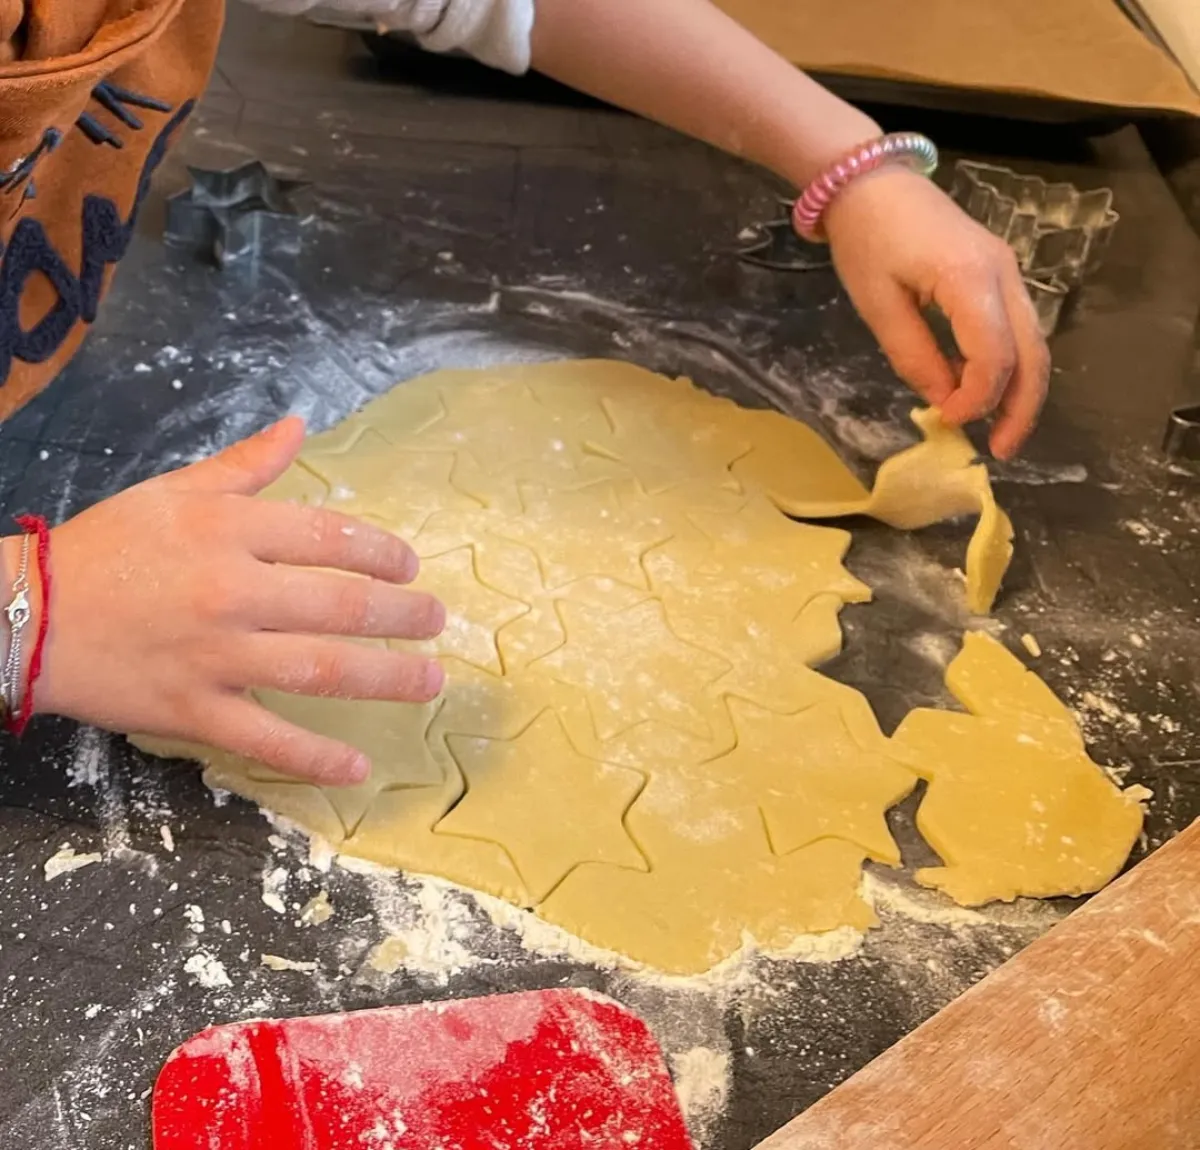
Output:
top-left (1, 533), bottom-right (34, 719)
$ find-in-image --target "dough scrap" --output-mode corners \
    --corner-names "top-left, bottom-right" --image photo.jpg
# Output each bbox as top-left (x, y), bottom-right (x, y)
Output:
top-left (891, 633), bottom-right (1145, 904)
top-left (775, 407), bottom-right (1014, 614)
top-left (133, 361), bottom-right (1131, 974)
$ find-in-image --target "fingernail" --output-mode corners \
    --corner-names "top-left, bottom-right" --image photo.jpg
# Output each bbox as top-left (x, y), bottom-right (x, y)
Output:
top-left (424, 660), bottom-right (446, 699)
top-left (346, 752), bottom-right (370, 784)
top-left (400, 548), bottom-right (420, 583)
top-left (427, 598), bottom-right (447, 638)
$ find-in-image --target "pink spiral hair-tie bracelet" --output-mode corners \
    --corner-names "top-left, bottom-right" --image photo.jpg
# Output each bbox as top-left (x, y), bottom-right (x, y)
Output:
top-left (792, 132), bottom-right (939, 242)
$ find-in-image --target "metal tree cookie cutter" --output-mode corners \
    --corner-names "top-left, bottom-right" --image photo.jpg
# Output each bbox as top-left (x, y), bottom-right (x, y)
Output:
top-left (165, 161), bottom-right (308, 268)
top-left (950, 160), bottom-right (1120, 336)
top-left (1163, 404), bottom-right (1200, 460)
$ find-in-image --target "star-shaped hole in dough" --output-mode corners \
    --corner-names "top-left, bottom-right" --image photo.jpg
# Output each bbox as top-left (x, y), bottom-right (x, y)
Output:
top-left (392, 546), bottom-right (530, 677)
top-left (707, 696), bottom-right (916, 865)
top-left (531, 599), bottom-right (731, 740)
top-left (437, 709), bottom-right (648, 902)
top-left (493, 481), bottom-right (675, 592)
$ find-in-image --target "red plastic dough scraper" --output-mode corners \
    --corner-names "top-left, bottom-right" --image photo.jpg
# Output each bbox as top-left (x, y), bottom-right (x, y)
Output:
top-left (152, 987), bottom-right (694, 1149)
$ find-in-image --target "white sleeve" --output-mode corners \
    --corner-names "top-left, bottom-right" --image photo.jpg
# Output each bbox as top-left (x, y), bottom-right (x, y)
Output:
top-left (245, 0), bottom-right (536, 74)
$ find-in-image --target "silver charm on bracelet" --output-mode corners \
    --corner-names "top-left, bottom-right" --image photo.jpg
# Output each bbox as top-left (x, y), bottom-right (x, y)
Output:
top-left (2, 533), bottom-right (33, 716)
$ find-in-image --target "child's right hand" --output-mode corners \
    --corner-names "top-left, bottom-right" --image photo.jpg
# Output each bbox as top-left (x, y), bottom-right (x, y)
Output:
top-left (29, 418), bottom-right (446, 785)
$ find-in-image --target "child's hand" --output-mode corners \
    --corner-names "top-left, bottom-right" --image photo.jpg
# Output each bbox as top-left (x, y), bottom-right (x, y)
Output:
top-left (824, 167), bottom-right (1050, 460)
top-left (32, 418), bottom-right (445, 785)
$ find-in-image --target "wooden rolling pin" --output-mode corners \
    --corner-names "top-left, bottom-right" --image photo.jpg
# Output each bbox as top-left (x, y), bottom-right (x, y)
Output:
top-left (757, 819), bottom-right (1200, 1150)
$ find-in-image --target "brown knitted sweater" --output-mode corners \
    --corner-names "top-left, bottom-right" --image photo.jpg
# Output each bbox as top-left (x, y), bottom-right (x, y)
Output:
top-left (0, 0), bottom-right (223, 420)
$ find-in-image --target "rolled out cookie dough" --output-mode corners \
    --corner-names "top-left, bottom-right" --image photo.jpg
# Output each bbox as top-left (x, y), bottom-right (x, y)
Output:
top-left (892, 632), bottom-right (1146, 905)
top-left (133, 361), bottom-right (1136, 974)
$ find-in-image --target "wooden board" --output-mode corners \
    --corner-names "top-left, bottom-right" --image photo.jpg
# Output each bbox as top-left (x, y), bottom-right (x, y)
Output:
top-left (756, 818), bottom-right (1200, 1150)
top-left (714, 0), bottom-right (1200, 116)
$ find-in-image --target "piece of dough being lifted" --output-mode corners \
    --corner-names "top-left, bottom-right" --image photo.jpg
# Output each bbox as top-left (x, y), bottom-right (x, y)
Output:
top-left (737, 406), bottom-right (1013, 614)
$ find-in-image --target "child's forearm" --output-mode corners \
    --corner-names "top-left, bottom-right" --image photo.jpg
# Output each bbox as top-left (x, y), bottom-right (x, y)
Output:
top-left (530, 0), bottom-right (880, 189)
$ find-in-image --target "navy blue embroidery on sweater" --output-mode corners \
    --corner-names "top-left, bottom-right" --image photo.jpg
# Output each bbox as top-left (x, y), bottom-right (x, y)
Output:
top-left (0, 129), bottom-right (63, 204)
top-left (77, 82), bottom-right (174, 150)
top-left (0, 100), bottom-right (194, 380)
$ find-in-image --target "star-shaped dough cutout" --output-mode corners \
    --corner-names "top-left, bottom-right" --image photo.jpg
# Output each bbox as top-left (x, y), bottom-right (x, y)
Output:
top-left (420, 372), bottom-right (617, 490)
top-left (493, 481), bottom-right (675, 592)
top-left (415, 508), bottom-right (544, 602)
top-left (437, 710), bottom-right (647, 901)
top-left (585, 387), bottom-right (751, 495)
top-left (260, 460), bottom-right (330, 507)
top-left (684, 496), bottom-right (871, 618)
top-left (302, 425), bottom-right (477, 537)
top-left (729, 405), bottom-right (871, 513)
top-left (644, 500), bottom-right (869, 706)
top-left (355, 378), bottom-right (448, 445)
top-left (531, 599), bottom-right (730, 739)
top-left (711, 696), bottom-right (916, 865)
top-left (394, 546), bottom-right (529, 676)
top-left (497, 575), bottom-right (650, 674)
top-left (246, 683), bottom-right (445, 838)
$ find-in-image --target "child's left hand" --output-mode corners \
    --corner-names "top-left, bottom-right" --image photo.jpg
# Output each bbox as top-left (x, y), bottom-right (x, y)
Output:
top-left (824, 166), bottom-right (1051, 460)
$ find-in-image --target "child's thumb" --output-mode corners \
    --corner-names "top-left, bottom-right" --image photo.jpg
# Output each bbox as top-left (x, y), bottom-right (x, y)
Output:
top-left (169, 417), bottom-right (306, 495)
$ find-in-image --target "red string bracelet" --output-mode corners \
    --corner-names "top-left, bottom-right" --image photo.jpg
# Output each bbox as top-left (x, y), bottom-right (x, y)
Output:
top-left (7, 515), bottom-right (52, 735)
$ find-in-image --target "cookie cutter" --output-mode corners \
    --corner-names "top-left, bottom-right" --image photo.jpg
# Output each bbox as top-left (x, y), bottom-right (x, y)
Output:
top-left (1163, 404), bottom-right (1200, 460)
top-left (737, 198), bottom-right (831, 272)
top-left (950, 160), bottom-right (1119, 336)
top-left (1024, 276), bottom-right (1072, 340)
top-left (951, 161), bottom-right (1119, 284)
top-left (165, 161), bottom-right (308, 268)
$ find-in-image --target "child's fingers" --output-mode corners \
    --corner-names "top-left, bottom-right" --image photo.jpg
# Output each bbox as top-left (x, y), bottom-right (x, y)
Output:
top-left (168, 418), bottom-right (307, 495)
top-left (204, 694), bottom-right (370, 784)
top-left (936, 269), bottom-right (1019, 429)
top-left (241, 634), bottom-right (445, 704)
top-left (850, 277), bottom-right (958, 406)
top-left (244, 502), bottom-right (420, 584)
top-left (988, 276), bottom-right (1052, 460)
top-left (253, 567), bottom-right (446, 641)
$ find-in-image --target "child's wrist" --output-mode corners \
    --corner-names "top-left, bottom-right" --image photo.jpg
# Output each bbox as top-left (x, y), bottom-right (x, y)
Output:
top-left (773, 108), bottom-right (883, 190)
top-left (0, 530), bottom-right (47, 729)
top-left (794, 133), bottom-right (939, 242)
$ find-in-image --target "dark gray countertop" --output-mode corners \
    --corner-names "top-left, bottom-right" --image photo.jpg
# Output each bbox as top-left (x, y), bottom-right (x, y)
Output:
top-left (0, 7), bottom-right (1197, 1149)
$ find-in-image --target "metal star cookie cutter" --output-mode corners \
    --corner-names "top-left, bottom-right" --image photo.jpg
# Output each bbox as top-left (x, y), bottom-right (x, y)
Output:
top-left (737, 198), bottom-right (832, 271)
top-left (165, 161), bottom-right (308, 268)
